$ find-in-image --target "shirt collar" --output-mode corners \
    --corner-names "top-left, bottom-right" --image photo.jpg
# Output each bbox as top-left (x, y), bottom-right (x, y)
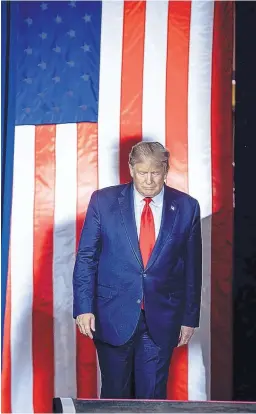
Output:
top-left (133, 185), bottom-right (164, 207)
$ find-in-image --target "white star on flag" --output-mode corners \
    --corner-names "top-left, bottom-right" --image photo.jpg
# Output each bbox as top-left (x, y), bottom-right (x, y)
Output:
top-left (67, 61), bottom-right (75, 67)
top-left (23, 77), bottom-right (33, 84)
top-left (38, 62), bottom-right (47, 70)
top-left (39, 32), bottom-right (47, 40)
top-left (68, 1), bottom-right (76, 8)
top-left (82, 14), bottom-right (91, 23)
top-left (53, 46), bottom-right (61, 53)
top-left (52, 76), bottom-right (60, 83)
top-left (40, 3), bottom-right (48, 11)
top-left (55, 15), bottom-right (62, 24)
top-left (25, 17), bottom-right (33, 26)
top-left (81, 73), bottom-right (89, 81)
top-left (81, 43), bottom-right (90, 52)
top-left (67, 30), bottom-right (76, 38)
top-left (24, 47), bottom-right (32, 55)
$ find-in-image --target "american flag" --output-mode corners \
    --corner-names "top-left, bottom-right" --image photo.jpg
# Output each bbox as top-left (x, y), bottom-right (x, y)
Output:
top-left (2, 1), bottom-right (234, 412)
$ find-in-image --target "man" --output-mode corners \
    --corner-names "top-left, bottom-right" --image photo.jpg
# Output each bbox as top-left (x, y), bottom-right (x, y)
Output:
top-left (73, 141), bottom-right (202, 399)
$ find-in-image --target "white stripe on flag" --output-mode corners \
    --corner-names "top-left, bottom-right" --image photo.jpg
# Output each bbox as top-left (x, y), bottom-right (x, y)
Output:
top-left (98, 0), bottom-right (124, 189)
top-left (187, 0), bottom-right (214, 400)
top-left (96, 352), bottom-right (102, 399)
top-left (11, 126), bottom-right (35, 413)
top-left (97, 0), bottom-right (125, 394)
top-left (53, 124), bottom-right (77, 397)
top-left (142, 0), bottom-right (168, 146)
top-left (60, 398), bottom-right (76, 413)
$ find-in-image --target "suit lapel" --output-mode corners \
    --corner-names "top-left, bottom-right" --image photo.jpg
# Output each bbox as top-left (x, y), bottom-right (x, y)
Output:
top-left (118, 183), bottom-right (143, 269)
top-left (118, 183), bottom-right (179, 271)
top-left (145, 185), bottom-right (179, 271)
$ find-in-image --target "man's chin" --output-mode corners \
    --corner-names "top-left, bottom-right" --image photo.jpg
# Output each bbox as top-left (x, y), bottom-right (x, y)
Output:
top-left (141, 188), bottom-right (157, 197)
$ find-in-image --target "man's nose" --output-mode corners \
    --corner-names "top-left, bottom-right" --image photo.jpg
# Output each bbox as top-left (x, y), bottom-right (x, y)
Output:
top-left (146, 173), bottom-right (153, 184)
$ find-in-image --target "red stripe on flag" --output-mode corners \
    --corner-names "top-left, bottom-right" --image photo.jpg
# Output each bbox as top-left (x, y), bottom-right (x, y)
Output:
top-left (165, 1), bottom-right (191, 194)
top-left (32, 125), bottom-right (56, 412)
top-left (165, 1), bottom-right (191, 400)
top-left (1, 255), bottom-right (12, 414)
top-left (120, 0), bottom-right (146, 184)
top-left (76, 123), bottom-right (98, 398)
top-left (210, 1), bottom-right (234, 400)
top-left (167, 351), bottom-right (188, 400)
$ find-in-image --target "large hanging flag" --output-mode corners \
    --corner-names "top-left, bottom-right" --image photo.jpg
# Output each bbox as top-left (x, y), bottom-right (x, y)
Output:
top-left (2, 1), bottom-right (234, 413)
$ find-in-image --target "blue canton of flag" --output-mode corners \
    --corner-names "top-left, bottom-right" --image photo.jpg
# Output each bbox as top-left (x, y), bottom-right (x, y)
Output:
top-left (16, 1), bottom-right (102, 125)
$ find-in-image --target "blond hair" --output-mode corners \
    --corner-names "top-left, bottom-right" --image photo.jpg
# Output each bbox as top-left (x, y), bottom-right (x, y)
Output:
top-left (129, 141), bottom-right (170, 172)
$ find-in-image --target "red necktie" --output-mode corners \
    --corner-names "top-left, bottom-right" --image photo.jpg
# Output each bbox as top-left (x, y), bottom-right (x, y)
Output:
top-left (139, 198), bottom-right (156, 268)
top-left (139, 198), bottom-right (155, 309)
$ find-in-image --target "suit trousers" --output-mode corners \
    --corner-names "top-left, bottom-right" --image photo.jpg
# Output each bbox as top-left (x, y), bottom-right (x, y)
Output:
top-left (94, 310), bottom-right (174, 399)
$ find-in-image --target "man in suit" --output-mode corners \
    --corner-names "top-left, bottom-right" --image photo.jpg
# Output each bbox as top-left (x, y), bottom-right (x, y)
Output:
top-left (73, 141), bottom-right (202, 399)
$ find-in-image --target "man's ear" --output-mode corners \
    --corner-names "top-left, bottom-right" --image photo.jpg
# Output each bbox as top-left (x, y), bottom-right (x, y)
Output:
top-left (129, 164), bottom-right (134, 178)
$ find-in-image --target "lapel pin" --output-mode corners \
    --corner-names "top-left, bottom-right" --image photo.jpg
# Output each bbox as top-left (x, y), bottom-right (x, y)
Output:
top-left (171, 205), bottom-right (175, 211)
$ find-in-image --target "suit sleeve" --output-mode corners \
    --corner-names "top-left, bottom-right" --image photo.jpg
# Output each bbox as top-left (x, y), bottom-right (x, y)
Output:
top-left (182, 200), bottom-right (202, 327)
top-left (73, 191), bottom-right (101, 318)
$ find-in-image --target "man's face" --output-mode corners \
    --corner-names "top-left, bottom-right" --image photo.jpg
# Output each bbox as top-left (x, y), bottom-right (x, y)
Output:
top-left (129, 158), bottom-right (167, 198)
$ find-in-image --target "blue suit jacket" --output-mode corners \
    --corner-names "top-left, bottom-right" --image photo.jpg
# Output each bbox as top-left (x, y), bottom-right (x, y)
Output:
top-left (73, 182), bottom-right (202, 349)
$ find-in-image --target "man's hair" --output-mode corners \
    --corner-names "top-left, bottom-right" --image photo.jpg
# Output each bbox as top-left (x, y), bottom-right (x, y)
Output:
top-left (128, 141), bottom-right (170, 172)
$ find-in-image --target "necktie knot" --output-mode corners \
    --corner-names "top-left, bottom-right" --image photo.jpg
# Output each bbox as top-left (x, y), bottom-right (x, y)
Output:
top-left (143, 197), bottom-right (152, 206)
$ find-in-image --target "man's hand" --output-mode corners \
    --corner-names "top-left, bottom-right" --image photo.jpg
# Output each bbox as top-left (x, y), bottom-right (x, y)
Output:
top-left (177, 326), bottom-right (195, 347)
top-left (76, 313), bottom-right (95, 339)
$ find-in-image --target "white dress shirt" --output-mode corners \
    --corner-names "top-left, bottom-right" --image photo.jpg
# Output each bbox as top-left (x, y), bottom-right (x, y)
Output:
top-left (133, 186), bottom-right (164, 240)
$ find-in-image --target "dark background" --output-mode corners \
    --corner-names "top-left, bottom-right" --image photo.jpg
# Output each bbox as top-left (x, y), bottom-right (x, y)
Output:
top-left (233, 1), bottom-right (256, 401)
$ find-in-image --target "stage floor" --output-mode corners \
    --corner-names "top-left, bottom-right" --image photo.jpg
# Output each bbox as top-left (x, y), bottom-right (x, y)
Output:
top-left (53, 398), bottom-right (256, 413)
